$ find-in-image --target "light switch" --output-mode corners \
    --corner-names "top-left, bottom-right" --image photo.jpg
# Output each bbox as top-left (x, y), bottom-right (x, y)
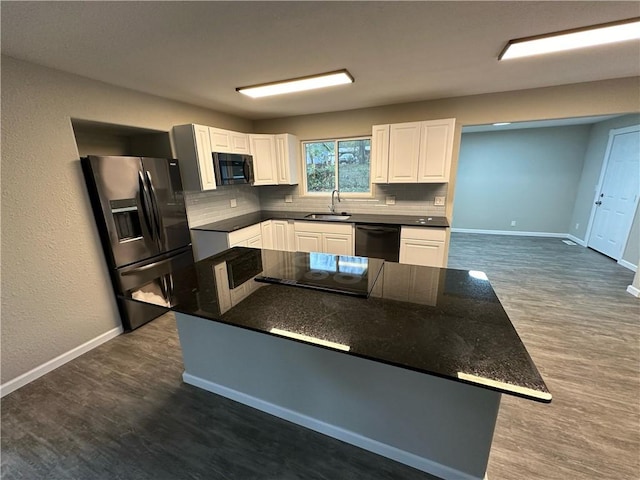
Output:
top-left (385, 196), bottom-right (396, 205)
top-left (434, 196), bottom-right (445, 206)
top-left (285, 194), bottom-right (293, 203)
top-left (230, 198), bottom-right (237, 208)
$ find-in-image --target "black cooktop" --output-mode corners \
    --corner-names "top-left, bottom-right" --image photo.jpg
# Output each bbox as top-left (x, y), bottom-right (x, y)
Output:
top-left (255, 251), bottom-right (384, 297)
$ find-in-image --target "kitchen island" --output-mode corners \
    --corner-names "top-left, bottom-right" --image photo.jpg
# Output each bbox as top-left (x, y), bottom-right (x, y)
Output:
top-left (128, 248), bottom-right (550, 480)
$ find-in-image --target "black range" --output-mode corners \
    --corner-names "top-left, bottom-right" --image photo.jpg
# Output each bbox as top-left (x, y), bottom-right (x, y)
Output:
top-left (126, 247), bottom-right (551, 403)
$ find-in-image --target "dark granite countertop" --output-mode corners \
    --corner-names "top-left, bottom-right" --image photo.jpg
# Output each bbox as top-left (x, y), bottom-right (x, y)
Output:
top-left (191, 210), bottom-right (449, 233)
top-left (130, 247), bottom-right (551, 403)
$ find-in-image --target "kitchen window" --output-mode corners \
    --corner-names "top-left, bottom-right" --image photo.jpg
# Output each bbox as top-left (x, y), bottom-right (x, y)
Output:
top-left (302, 137), bottom-right (371, 196)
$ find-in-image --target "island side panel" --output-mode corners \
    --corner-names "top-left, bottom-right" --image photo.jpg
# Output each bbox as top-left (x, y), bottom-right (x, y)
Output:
top-left (176, 313), bottom-right (501, 480)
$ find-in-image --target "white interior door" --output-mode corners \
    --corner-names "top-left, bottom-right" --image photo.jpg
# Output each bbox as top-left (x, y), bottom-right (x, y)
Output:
top-left (587, 125), bottom-right (640, 260)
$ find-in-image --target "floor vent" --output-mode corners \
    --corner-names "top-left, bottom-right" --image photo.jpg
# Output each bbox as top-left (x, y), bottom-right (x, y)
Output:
top-left (562, 239), bottom-right (577, 246)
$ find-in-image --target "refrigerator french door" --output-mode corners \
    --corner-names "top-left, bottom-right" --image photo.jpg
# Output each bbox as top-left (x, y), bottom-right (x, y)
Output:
top-left (82, 155), bottom-right (193, 331)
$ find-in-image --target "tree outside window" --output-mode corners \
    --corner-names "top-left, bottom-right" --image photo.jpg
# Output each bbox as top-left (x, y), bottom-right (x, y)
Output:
top-left (303, 138), bottom-right (371, 194)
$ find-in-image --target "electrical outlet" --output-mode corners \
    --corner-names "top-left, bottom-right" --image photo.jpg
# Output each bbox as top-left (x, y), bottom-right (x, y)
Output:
top-left (285, 194), bottom-right (293, 203)
top-left (434, 196), bottom-right (445, 206)
top-left (385, 195), bottom-right (396, 205)
top-left (510, 220), bottom-right (516, 227)
top-left (230, 198), bottom-right (237, 208)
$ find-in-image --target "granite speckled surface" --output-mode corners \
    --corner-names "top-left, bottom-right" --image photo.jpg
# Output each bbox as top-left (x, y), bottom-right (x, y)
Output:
top-left (191, 210), bottom-right (449, 232)
top-left (130, 248), bottom-right (550, 403)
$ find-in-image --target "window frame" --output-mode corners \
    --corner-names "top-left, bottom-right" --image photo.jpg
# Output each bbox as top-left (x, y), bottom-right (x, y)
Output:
top-left (300, 135), bottom-right (374, 198)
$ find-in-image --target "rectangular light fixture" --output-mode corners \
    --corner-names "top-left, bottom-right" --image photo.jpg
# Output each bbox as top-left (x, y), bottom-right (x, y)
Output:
top-left (236, 69), bottom-right (354, 98)
top-left (499, 17), bottom-right (640, 60)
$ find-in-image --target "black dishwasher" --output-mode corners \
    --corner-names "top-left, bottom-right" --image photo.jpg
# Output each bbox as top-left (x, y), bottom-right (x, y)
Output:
top-left (355, 224), bottom-right (400, 262)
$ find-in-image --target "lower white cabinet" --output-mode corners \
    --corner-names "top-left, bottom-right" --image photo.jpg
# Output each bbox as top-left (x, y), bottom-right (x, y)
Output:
top-left (399, 227), bottom-right (447, 267)
top-left (260, 221), bottom-right (274, 249)
top-left (192, 223), bottom-right (263, 261)
top-left (293, 221), bottom-right (354, 255)
top-left (272, 220), bottom-right (295, 251)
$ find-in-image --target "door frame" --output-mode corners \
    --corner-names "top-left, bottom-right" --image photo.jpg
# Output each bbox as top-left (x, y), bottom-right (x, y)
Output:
top-left (584, 124), bottom-right (640, 264)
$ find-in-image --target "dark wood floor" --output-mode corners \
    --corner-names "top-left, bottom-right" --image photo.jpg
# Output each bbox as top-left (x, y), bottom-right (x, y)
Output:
top-left (448, 233), bottom-right (639, 480)
top-left (2, 233), bottom-right (638, 479)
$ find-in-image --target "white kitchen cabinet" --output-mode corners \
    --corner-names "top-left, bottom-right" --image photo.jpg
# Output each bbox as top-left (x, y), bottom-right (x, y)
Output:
top-left (228, 223), bottom-right (263, 248)
top-left (294, 231), bottom-right (323, 253)
top-left (372, 118), bottom-right (455, 184)
top-left (210, 127), bottom-right (251, 154)
top-left (172, 124), bottom-right (217, 191)
top-left (371, 124), bottom-right (390, 183)
top-left (399, 227), bottom-right (447, 267)
top-left (275, 134), bottom-right (300, 185)
top-left (192, 223), bottom-right (263, 261)
top-left (417, 119), bottom-right (455, 182)
top-left (293, 221), bottom-right (354, 255)
top-left (261, 221), bottom-right (274, 249)
top-left (250, 134), bottom-right (278, 185)
top-left (388, 122), bottom-right (422, 183)
top-left (272, 219), bottom-right (295, 251)
top-left (213, 262), bottom-right (232, 314)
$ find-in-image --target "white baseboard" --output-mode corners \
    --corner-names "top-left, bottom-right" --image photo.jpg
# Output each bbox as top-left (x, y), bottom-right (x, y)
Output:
top-left (183, 372), bottom-right (485, 480)
top-left (626, 285), bottom-right (640, 297)
top-left (451, 228), bottom-right (567, 238)
top-left (566, 234), bottom-right (587, 247)
top-left (618, 259), bottom-right (637, 272)
top-left (0, 326), bottom-right (123, 398)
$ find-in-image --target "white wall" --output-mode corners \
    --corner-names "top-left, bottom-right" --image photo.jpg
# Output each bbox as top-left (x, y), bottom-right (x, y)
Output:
top-left (452, 126), bottom-right (591, 233)
top-left (1, 55), bottom-right (251, 385)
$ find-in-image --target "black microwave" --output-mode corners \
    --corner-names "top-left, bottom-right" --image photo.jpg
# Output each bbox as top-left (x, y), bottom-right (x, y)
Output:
top-left (212, 152), bottom-right (254, 185)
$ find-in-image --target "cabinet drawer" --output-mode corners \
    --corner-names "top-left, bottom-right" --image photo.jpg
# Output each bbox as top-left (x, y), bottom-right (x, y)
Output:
top-left (401, 227), bottom-right (446, 242)
top-left (294, 221), bottom-right (353, 235)
top-left (228, 223), bottom-right (262, 245)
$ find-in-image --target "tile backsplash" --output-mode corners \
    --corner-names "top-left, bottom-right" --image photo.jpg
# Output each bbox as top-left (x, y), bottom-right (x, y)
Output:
top-left (259, 184), bottom-right (448, 216)
top-left (185, 183), bottom-right (447, 226)
top-left (185, 185), bottom-right (261, 227)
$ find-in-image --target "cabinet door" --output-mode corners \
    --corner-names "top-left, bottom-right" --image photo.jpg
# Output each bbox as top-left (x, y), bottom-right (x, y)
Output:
top-left (261, 221), bottom-right (274, 249)
top-left (250, 134), bottom-right (278, 185)
top-left (388, 122), bottom-right (421, 183)
top-left (295, 231), bottom-right (322, 253)
top-left (209, 127), bottom-right (233, 153)
top-left (194, 125), bottom-right (217, 190)
top-left (418, 118), bottom-right (455, 183)
top-left (371, 125), bottom-right (390, 183)
top-left (399, 239), bottom-right (445, 267)
top-left (230, 132), bottom-right (251, 154)
top-left (323, 234), bottom-right (353, 255)
top-left (273, 220), bottom-right (289, 251)
top-left (275, 134), bottom-right (300, 185)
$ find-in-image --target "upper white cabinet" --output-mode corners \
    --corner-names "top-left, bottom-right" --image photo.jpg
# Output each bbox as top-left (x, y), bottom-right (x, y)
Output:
top-left (371, 125), bottom-right (390, 183)
top-left (372, 118), bottom-right (455, 184)
top-left (275, 134), bottom-right (300, 185)
top-left (210, 127), bottom-right (251, 154)
top-left (173, 124), bottom-right (217, 191)
top-left (249, 134), bottom-right (278, 186)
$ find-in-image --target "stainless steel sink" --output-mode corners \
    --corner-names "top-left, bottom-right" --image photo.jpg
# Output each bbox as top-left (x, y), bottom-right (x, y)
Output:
top-left (305, 213), bottom-right (352, 221)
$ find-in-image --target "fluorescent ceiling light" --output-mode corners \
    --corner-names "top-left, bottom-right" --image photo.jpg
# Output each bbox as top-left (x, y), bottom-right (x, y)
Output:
top-left (492, 122), bottom-right (511, 126)
top-left (237, 69), bottom-right (354, 98)
top-left (499, 17), bottom-right (640, 60)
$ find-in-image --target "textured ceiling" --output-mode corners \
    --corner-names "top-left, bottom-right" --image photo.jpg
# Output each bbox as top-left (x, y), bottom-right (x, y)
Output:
top-left (2, 1), bottom-right (639, 120)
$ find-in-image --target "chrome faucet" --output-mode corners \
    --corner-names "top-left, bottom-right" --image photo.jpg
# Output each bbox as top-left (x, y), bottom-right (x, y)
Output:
top-left (330, 189), bottom-right (341, 214)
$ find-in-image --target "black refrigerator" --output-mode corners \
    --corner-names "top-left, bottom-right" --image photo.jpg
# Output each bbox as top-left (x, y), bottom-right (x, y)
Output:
top-left (81, 155), bottom-right (194, 331)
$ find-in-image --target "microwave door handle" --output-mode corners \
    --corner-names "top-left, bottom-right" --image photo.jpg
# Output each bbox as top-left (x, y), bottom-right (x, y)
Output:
top-left (243, 159), bottom-right (250, 183)
top-left (138, 171), bottom-right (155, 241)
top-left (145, 171), bottom-right (164, 244)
